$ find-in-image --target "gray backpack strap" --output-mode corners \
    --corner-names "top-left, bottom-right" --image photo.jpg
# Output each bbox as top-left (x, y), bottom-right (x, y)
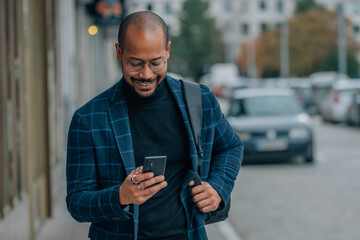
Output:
top-left (181, 80), bottom-right (231, 226)
top-left (180, 80), bottom-right (203, 168)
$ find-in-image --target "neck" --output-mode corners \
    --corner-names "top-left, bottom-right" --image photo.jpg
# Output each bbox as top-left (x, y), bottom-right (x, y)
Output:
top-left (122, 78), bottom-right (165, 105)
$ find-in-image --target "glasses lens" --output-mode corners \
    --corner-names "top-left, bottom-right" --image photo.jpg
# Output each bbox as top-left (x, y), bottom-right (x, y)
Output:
top-left (150, 60), bottom-right (166, 72)
top-left (126, 60), bottom-right (166, 72)
top-left (127, 61), bottom-right (143, 72)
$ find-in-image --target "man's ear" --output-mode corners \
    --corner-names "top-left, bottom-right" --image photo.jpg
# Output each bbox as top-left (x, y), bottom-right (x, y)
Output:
top-left (115, 43), bottom-right (122, 62)
top-left (166, 41), bottom-right (171, 59)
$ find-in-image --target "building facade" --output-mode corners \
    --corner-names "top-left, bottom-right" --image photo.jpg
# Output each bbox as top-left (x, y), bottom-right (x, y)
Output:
top-left (0, 0), bottom-right (125, 239)
top-left (125, 0), bottom-right (360, 63)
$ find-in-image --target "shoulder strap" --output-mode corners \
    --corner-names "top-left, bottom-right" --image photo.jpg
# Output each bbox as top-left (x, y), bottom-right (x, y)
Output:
top-left (180, 79), bottom-right (203, 170)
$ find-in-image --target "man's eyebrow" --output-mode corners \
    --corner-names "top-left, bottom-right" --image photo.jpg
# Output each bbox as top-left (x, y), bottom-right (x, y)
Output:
top-left (128, 56), bottom-right (164, 61)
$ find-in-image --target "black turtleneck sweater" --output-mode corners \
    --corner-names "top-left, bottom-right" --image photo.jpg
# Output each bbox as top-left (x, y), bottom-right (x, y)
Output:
top-left (123, 79), bottom-right (190, 240)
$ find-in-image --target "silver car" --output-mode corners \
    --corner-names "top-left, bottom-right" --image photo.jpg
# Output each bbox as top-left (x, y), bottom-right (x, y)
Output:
top-left (227, 88), bottom-right (314, 164)
top-left (319, 80), bottom-right (360, 123)
top-left (346, 93), bottom-right (360, 126)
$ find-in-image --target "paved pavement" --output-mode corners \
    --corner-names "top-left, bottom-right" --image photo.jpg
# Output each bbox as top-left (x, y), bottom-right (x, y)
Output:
top-left (0, 164), bottom-right (236, 240)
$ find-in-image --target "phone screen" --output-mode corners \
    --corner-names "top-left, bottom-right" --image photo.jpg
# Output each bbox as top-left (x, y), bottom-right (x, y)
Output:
top-left (143, 156), bottom-right (167, 176)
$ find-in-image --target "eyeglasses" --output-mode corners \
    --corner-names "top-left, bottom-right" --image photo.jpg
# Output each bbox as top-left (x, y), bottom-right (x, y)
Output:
top-left (122, 51), bottom-right (167, 72)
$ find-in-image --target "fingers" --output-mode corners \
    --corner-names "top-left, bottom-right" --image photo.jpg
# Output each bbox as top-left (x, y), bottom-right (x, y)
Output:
top-left (132, 180), bottom-right (167, 205)
top-left (191, 182), bottom-right (222, 213)
top-left (191, 183), bottom-right (205, 195)
top-left (135, 166), bottom-right (143, 174)
top-left (188, 180), bottom-right (195, 186)
top-left (198, 203), bottom-right (217, 213)
top-left (119, 167), bottom-right (167, 205)
top-left (131, 170), bottom-right (154, 184)
top-left (137, 175), bottom-right (165, 190)
top-left (142, 180), bottom-right (168, 197)
top-left (192, 191), bottom-right (208, 203)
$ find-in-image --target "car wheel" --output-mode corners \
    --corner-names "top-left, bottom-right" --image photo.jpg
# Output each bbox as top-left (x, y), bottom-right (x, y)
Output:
top-left (305, 145), bottom-right (314, 163)
top-left (305, 156), bottom-right (314, 163)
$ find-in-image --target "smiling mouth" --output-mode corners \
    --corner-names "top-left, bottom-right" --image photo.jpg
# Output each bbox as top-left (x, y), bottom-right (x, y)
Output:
top-left (130, 77), bottom-right (159, 87)
top-left (137, 80), bottom-right (153, 87)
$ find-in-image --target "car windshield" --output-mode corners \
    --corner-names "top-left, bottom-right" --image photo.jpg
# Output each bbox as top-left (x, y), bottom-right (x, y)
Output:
top-left (229, 95), bottom-right (303, 117)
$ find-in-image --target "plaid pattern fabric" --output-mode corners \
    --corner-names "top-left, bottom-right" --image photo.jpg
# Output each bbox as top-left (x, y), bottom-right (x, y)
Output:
top-left (66, 75), bottom-right (243, 240)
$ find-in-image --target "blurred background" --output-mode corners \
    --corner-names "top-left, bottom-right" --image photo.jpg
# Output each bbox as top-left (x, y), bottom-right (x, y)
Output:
top-left (0, 0), bottom-right (359, 240)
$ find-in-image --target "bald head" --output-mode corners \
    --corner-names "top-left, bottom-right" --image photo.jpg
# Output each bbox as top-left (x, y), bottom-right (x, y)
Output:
top-left (117, 11), bottom-right (169, 50)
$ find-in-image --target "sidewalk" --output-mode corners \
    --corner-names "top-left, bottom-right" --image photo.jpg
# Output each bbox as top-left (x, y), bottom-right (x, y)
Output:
top-left (37, 164), bottom-right (90, 240)
top-left (0, 163), bottom-right (235, 240)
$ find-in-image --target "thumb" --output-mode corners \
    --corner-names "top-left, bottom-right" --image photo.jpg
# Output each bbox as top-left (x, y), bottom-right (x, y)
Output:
top-left (129, 169), bottom-right (136, 176)
top-left (188, 180), bottom-right (195, 186)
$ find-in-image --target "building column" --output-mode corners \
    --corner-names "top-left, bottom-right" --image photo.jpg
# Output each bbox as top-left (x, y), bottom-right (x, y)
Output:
top-left (23, 0), bottom-right (52, 238)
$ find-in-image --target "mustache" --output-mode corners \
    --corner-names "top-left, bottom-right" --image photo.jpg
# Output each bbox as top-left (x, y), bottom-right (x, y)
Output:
top-left (130, 76), bottom-right (161, 83)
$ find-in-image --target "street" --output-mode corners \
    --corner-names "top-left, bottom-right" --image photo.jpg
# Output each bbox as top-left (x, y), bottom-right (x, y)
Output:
top-left (227, 117), bottom-right (360, 240)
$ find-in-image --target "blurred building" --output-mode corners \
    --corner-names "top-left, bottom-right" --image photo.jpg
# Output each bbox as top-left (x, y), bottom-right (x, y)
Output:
top-left (317, 0), bottom-right (360, 41)
top-left (1, 1), bottom-right (59, 239)
top-left (0, 0), bottom-right (125, 239)
top-left (126, 0), bottom-right (360, 63)
top-left (125, 0), bottom-right (295, 62)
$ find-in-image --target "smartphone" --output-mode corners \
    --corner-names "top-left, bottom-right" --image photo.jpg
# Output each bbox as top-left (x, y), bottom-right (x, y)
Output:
top-left (143, 156), bottom-right (167, 176)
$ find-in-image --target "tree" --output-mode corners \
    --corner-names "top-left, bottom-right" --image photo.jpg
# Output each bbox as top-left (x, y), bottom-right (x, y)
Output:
top-left (320, 50), bottom-right (360, 77)
top-left (168, 0), bottom-right (225, 81)
top-left (237, 9), bottom-right (360, 77)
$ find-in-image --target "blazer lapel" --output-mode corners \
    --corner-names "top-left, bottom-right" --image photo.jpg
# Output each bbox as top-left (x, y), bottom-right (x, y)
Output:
top-left (166, 76), bottom-right (198, 173)
top-left (107, 80), bottom-right (135, 175)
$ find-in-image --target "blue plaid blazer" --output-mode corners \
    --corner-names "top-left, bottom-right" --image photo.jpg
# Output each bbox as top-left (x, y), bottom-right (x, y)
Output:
top-left (66, 75), bottom-right (243, 240)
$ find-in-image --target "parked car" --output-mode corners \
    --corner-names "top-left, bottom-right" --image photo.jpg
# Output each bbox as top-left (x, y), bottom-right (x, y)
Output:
top-left (200, 63), bottom-right (240, 98)
top-left (285, 78), bottom-right (315, 114)
top-left (309, 71), bottom-right (348, 114)
top-left (346, 93), bottom-right (360, 126)
top-left (227, 88), bottom-right (314, 164)
top-left (319, 79), bottom-right (360, 123)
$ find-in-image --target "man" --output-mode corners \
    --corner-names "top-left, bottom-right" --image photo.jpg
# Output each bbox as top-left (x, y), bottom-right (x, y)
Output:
top-left (66, 11), bottom-right (243, 240)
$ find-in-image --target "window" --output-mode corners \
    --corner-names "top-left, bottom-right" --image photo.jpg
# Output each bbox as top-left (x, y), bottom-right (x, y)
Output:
top-left (164, 2), bottom-right (172, 15)
top-left (242, 23), bottom-right (250, 35)
top-left (242, 1), bottom-right (250, 13)
top-left (277, 0), bottom-right (284, 13)
top-left (353, 2), bottom-right (360, 14)
top-left (354, 25), bottom-right (360, 34)
top-left (259, 0), bottom-right (266, 11)
top-left (336, 2), bottom-right (343, 12)
top-left (224, 0), bottom-right (232, 12)
top-left (261, 23), bottom-right (268, 32)
top-left (229, 96), bottom-right (302, 117)
top-left (147, 3), bottom-right (153, 11)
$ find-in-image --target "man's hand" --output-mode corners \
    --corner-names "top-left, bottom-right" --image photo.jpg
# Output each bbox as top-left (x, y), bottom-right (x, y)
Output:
top-left (188, 180), bottom-right (222, 213)
top-left (119, 167), bottom-right (167, 205)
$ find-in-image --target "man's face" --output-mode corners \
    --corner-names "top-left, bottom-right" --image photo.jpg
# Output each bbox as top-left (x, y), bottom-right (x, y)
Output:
top-left (115, 26), bottom-right (171, 97)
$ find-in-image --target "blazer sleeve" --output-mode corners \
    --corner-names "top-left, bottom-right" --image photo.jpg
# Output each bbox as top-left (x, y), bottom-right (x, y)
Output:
top-left (66, 111), bottom-right (132, 223)
top-left (203, 87), bottom-right (244, 209)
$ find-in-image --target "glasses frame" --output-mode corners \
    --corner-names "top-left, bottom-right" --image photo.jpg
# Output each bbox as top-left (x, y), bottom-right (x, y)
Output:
top-left (121, 50), bottom-right (167, 73)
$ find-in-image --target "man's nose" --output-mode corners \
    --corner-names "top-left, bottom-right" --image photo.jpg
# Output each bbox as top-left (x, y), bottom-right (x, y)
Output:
top-left (139, 63), bottom-right (153, 79)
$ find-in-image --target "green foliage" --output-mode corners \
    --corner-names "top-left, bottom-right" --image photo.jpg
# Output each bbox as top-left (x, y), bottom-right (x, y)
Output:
top-left (289, 9), bottom-right (339, 76)
top-left (320, 50), bottom-right (360, 77)
top-left (238, 8), bottom-right (360, 77)
top-left (295, 0), bottom-right (319, 15)
top-left (168, 0), bottom-right (225, 81)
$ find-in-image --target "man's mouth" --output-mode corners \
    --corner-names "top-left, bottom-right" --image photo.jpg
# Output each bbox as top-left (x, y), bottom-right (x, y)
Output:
top-left (130, 77), bottom-right (160, 87)
top-left (128, 76), bottom-right (163, 97)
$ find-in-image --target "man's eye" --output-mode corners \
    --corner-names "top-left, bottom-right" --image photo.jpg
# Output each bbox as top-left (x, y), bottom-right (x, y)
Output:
top-left (150, 61), bottom-right (162, 67)
top-left (129, 62), bottom-right (142, 67)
